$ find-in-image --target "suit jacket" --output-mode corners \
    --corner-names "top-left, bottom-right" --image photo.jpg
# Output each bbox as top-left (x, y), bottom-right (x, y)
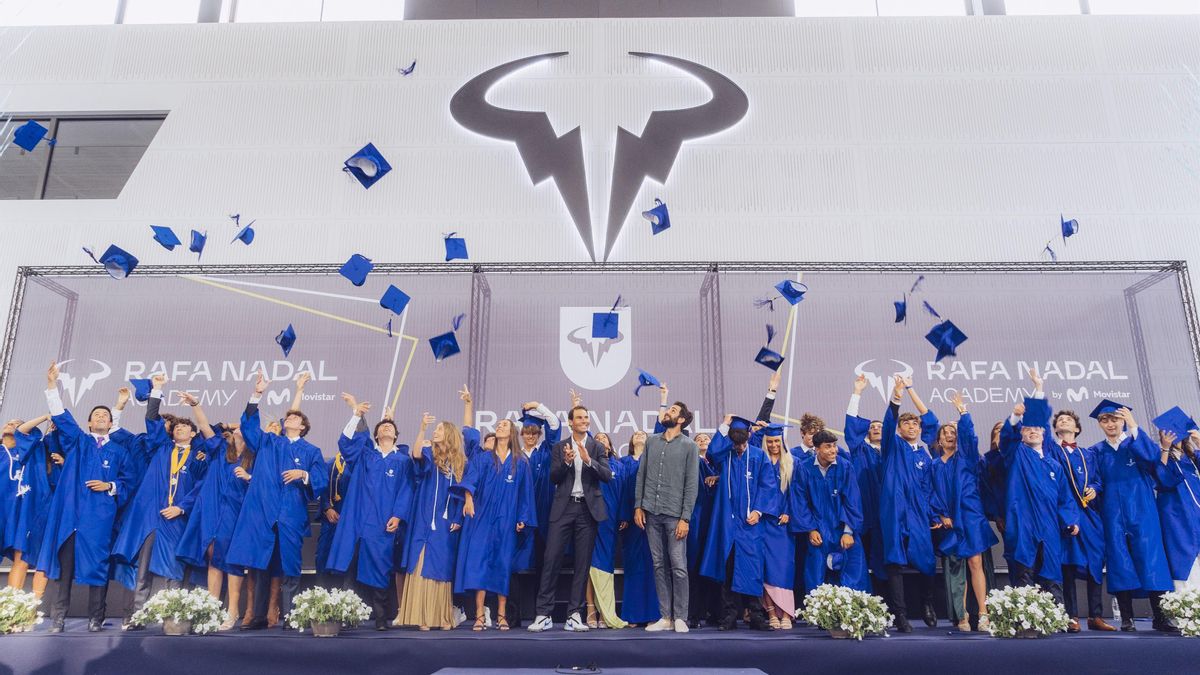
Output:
top-left (548, 435), bottom-right (613, 522)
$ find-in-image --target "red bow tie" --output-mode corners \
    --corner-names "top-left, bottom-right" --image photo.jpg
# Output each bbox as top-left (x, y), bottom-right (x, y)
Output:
top-left (1062, 442), bottom-right (1077, 449)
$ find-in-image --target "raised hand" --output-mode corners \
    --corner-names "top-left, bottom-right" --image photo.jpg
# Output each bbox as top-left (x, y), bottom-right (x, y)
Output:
top-left (1013, 402), bottom-right (1026, 418)
top-left (354, 402), bottom-right (371, 417)
top-left (1117, 407), bottom-right (1138, 432)
top-left (294, 372), bottom-right (311, 388)
top-left (47, 362), bottom-right (59, 387)
top-left (569, 388), bottom-right (582, 408)
top-left (1028, 366), bottom-right (1043, 391)
top-left (151, 372), bottom-right (168, 388)
top-left (458, 385), bottom-right (471, 404)
top-left (254, 370), bottom-right (269, 395)
top-left (180, 392), bottom-right (199, 407)
top-left (659, 383), bottom-right (669, 405)
top-left (853, 374), bottom-right (867, 395)
top-left (523, 401), bottom-right (540, 412)
top-left (116, 387), bottom-right (131, 406)
top-left (341, 392), bottom-right (358, 410)
top-left (383, 405), bottom-right (395, 421)
top-left (951, 389), bottom-right (966, 414)
top-left (1160, 430), bottom-right (1178, 451)
top-left (891, 374), bottom-right (905, 400)
top-left (421, 413), bottom-right (436, 428)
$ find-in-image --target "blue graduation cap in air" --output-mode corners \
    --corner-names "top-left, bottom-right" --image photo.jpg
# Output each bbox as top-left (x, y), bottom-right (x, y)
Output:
top-left (85, 245), bottom-right (139, 279)
top-left (150, 226), bottom-right (181, 251)
top-left (189, 230), bottom-right (207, 259)
top-left (379, 285), bottom-right (411, 315)
top-left (398, 60), bottom-right (417, 76)
top-left (428, 314), bottom-right (465, 362)
top-left (774, 280), bottom-right (808, 306)
top-left (1088, 399), bottom-right (1128, 420)
top-left (1153, 406), bottom-right (1197, 441)
top-left (1022, 397), bottom-right (1051, 428)
top-left (634, 369), bottom-right (659, 397)
top-left (1061, 214), bottom-right (1080, 243)
top-left (275, 324), bottom-right (297, 357)
top-left (444, 233), bottom-right (468, 262)
top-left (12, 120), bottom-right (49, 152)
top-left (231, 220), bottom-right (255, 245)
top-left (924, 319), bottom-right (966, 362)
top-left (755, 324), bottom-right (784, 371)
top-left (641, 199), bottom-right (671, 235)
top-left (344, 143), bottom-right (392, 189)
top-left (339, 254), bottom-right (374, 287)
top-left (592, 295), bottom-right (624, 339)
top-left (894, 295), bottom-right (907, 324)
top-left (130, 378), bottom-right (153, 403)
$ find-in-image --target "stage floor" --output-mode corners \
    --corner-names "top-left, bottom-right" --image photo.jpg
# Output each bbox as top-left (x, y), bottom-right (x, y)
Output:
top-left (2, 619), bottom-right (1197, 675)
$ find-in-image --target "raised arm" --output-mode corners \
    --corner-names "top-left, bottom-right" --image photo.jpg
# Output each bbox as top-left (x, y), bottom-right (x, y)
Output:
top-left (460, 384), bottom-right (473, 429)
top-left (755, 370), bottom-right (781, 423)
top-left (411, 413), bottom-right (435, 462)
top-left (44, 362), bottom-right (82, 446)
top-left (288, 372), bottom-right (310, 413)
top-left (337, 396), bottom-right (372, 465)
top-left (179, 390), bottom-right (216, 440)
top-left (112, 386), bottom-right (130, 431)
top-left (881, 375), bottom-right (904, 462)
top-left (17, 414), bottom-right (50, 436)
top-left (239, 370), bottom-right (269, 452)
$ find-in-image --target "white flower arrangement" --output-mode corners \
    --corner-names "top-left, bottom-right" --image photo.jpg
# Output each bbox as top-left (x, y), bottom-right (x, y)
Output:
top-left (984, 585), bottom-right (1070, 638)
top-left (285, 587), bottom-right (371, 633)
top-left (1160, 588), bottom-right (1200, 637)
top-left (800, 584), bottom-right (893, 640)
top-left (130, 588), bottom-right (225, 635)
top-left (0, 587), bottom-right (44, 634)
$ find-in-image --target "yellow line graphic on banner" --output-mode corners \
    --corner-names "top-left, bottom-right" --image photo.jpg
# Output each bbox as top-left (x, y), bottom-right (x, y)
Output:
top-left (181, 275), bottom-right (420, 404)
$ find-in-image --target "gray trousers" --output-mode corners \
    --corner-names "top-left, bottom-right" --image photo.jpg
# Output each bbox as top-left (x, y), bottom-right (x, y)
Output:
top-left (645, 512), bottom-right (688, 621)
top-left (127, 531), bottom-right (183, 619)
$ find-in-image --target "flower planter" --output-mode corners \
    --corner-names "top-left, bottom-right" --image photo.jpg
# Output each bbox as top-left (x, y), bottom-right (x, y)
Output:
top-left (163, 619), bottom-right (192, 636)
top-left (828, 629), bottom-right (851, 639)
top-left (311, 621), bottom-right (341, 637)
top-left (1016, 629), bottom-right (1042, 639)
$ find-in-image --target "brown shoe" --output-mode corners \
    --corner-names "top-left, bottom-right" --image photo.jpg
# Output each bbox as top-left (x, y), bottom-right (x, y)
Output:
top-left (1067, 619), bottom-right (1080, 633)
top-left (1087, 618), bottom-right (1118, 632)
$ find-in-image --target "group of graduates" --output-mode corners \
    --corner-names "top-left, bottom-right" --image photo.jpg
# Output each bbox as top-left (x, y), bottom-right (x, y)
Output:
top-left (2, 360), bottom-right (1199, 636)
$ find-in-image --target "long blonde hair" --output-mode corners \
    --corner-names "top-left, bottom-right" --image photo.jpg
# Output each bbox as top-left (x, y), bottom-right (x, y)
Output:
top-left (776, 447), bottom-right (793, 494)
top-left (433, 421), bottom-right (466, 481)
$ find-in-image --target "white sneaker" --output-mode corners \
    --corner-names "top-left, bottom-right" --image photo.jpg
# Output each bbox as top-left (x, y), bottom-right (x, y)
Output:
top-left (564, 613), bottom-right (590, 632)
top-left (673, 619), bottom-right (689, 633)
top-left (527, 615), bottom-right (552, 632)
top-left (645, 618), bottom-right (673, 632)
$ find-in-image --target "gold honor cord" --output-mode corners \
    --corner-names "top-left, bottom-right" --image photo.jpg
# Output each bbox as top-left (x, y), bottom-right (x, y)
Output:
top-left (330, 453), bottom-right (345, 503)
top-left (168, 445), bottom-right (191, 506)
top-left (1058, 443), bottom-right (1088, 509)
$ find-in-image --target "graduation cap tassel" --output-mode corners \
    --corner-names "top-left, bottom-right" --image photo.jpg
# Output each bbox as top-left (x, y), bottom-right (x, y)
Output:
top-left (765, 323), bottom-right (777, 346)
top-left (922, 301), bottom-right (941, 320)
top-left (452, 313), bottom-right (465, 332)
top-left (752, 297), bottom-right (776, 311)
top-left (909, 275), bottom-right (925, 294)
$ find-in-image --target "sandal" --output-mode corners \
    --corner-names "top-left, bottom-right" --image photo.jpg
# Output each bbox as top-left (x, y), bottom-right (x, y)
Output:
top-left (587, 604), bottom-right (599, 629)
top-left (473, 615), bottom-right (487, 632)
top-left (498, 616), bottom-right (510, 631)
top-left (769, 615), bottom-right (781, 630)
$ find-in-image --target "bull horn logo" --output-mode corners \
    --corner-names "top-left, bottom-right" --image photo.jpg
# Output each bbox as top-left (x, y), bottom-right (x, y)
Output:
top-left (450, 52), bottom-right (748, 262)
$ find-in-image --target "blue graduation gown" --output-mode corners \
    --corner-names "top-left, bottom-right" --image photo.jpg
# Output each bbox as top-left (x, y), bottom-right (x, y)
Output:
top-left (226, 407), bottom-right (327, 578)
top-left (516, 418), bottom-right (561, 572)
top-left (931, 414), bottom-right (998, 559)
top-left (112, 427), bottom-right (221, 584)
top-left (619, 453), bottom-right (660, 623)
top-left (761, 455), bottom-right (795, 591)
top-left (1, 439), bottom-right (26, 557)
top-left (998, 420), bottom-right (1079, 583)
top-left (327, 431), bottom-right (413, 589)
top-left (1048, 440), bottom-right (1105, 584)
top-left (591, 454), bottom-right (623, 574)
top-left (453, 446), bottom-right (536, 595)
top-left (314, 453), bottom-right (352, 575)
top-left (791, 453), bottom-right (868, 593)
top-left (35, 411), bottom-right (135, 585)
top-left (687, 456), bottom-right (717, 574)
top-left (1088, 432), bottom-right (1172, 592)
top-left (879, 406), bottom-right (941, 575)
top-left (9, 429), bottom-right (61, 562)
top-left (1154, 454), bottom-right (1200, 582)
top-left (699, 432), bottom-right (780, 596)
top-left (844, 414), bottom-right (886, 581)
top-left (979, 448), bottom-right (1008, 523)
top-left (177, 445), bottom-right (252, 576)
top-left (400, 445), bottom-right (464, 582)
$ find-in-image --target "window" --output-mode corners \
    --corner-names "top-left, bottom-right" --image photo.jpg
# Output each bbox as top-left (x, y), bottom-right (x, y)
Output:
top-left (795, 0), bottom-right (877, 17)
top-left (232, 0), bottom-right (322, 22)
top-left (876, 0), bottom-right (967, 16)
top-left (0, 0), bottom-right (118, 25)
top-left (321, 0), bottom-right (407, 21)
top-left (1004, 0), bottom-right (1081, 15)
top-left (1089, 0), bottom-right (1200, 14)
top-left (0, 115), bottom-right (165, 200)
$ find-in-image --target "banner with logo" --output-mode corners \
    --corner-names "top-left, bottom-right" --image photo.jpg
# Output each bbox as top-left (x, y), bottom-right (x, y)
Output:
top-left (2, 264), bottom-right (1196, 457)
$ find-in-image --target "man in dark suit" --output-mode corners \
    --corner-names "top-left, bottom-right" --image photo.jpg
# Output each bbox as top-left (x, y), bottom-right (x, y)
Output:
top-left (528, 405), bottom-right (612, 632)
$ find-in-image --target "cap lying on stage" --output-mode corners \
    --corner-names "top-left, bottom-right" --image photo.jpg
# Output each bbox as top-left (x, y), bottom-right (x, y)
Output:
top-left (150, 225), bottom-right (181, 251)
top-left (1088, 399), bottom-right (1129, 420)
top-left (1022, 397), bottom-right (1051, 428)
top-left (444, 233), bottom-right (468, 262)
top-left (924, 319), bottom-right (966, 362)
top-left (339, 253), bottom-right (374, 287)
top-left (634, 369), bottom-right (659, 397)
top-left (774, 280), bottom-right (808, 306)
top-left (344, 142), bottom-right (392, 189)
top-left (189, 230), bottom-right (207, 259)
top-left (1152, 406), bottom-right (1197, 440)
top-left (379, 285), bottom-right (411, 315)
top-left (130, 378), bottom-right (153, 403)
top-left (275, 324), bottom-right (297, 357)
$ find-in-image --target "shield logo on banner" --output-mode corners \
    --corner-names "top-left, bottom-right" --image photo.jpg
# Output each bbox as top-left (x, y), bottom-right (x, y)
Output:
top-left (559, 307), bottom-right (631, 391)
